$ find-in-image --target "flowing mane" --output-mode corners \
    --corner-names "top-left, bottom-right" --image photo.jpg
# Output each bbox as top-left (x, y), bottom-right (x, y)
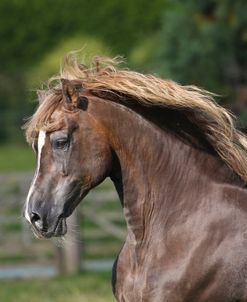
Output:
top-left (24, 54), bottom-right (247, 183)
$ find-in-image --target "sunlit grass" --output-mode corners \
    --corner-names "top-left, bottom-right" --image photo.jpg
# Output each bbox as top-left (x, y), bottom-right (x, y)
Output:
top-left (0, 271), bottom-right (115, 302)
top-left (0, 144), bottom-right (35, 172)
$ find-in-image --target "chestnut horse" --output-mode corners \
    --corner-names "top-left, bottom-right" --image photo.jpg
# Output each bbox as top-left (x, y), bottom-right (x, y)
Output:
top-left (24, 56), bottom-right (247, 301)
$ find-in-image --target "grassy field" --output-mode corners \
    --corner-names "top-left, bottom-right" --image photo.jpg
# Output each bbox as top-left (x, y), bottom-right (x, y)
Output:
top-left (0, 272), bottom-right (115, 302)
top-left (0, 144), bottom-right (35, 171)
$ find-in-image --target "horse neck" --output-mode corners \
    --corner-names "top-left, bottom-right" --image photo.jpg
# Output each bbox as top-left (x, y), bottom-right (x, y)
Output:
top-left (90, 97), bottom-right (233, 243)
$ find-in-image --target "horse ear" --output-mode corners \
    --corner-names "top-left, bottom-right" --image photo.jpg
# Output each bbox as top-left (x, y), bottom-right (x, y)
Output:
top-left (61, 79), bottom-right (75, 104)
top-left (37, 90), bottom-right (48, 103)
top-left (61, 78), bottom-right (86, 109)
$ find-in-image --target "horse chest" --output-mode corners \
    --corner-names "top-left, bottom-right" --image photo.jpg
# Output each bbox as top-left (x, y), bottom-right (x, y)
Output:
top-left (112, 242), bottom-right (149, 301)
top-left (113, 237), bottom-right (247, 302)
top-left (113, 240), bottom-right (169, 302)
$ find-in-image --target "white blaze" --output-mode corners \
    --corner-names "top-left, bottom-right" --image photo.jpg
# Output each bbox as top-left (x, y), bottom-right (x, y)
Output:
top-left (25, 130), bottom-right (46, 223)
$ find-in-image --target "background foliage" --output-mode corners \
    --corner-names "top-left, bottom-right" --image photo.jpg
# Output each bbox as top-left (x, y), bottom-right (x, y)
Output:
top-left (154, 0), bottom-right (247, 97)
top-left (0, 0), bottom-right (165, 143)
top-left (0, 0), bottom-right (246, 140)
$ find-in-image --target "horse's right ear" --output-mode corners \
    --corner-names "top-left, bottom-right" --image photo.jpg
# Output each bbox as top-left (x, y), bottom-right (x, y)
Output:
top-left (37, 90), bottom-right (48, 103)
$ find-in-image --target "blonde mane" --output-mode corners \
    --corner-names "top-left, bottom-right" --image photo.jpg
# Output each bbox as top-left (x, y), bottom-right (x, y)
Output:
top-left (24, 54), bottom-right (247, 183)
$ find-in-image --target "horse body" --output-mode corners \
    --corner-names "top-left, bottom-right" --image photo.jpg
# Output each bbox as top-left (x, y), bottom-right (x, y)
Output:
top-left (90, 96), bottom-right (247, 301)
top-left (23, 56), bottom-right (247, 301)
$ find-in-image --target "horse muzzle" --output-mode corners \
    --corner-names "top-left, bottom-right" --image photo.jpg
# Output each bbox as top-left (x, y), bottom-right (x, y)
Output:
top-left (28, 209), bottom-right (67, 238)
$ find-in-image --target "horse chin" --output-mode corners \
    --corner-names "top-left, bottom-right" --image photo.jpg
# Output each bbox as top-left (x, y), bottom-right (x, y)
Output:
top-left (32, 218), bottom-right (67, 239)
top-left (53, 217), bottom-right (67, 237)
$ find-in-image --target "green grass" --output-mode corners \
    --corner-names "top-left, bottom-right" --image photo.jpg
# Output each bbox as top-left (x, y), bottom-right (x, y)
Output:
top-left (2, 222), bottom-right (22, 232)
top-left (0, 144), bottom-right (35, 171)
top-left (0, 254), bottom-right (32, 264)
top-left (97, 201), bottom-right (120, 211)
top-left (0, 272), bottom-right (115, 302)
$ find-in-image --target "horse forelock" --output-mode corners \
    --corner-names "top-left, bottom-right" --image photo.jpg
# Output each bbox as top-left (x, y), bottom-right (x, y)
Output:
top-left (23, 52), bottom-right (247, 183)
top-left (23, 92), bottom-right (66, 143)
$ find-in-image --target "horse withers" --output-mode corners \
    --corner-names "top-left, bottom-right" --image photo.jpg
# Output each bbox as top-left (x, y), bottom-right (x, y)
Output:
top-left (23, 55), bottom-right (247, 301)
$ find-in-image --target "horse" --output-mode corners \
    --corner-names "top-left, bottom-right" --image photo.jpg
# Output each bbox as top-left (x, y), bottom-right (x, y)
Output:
top-left (23, 55), bottom-right (247, 302)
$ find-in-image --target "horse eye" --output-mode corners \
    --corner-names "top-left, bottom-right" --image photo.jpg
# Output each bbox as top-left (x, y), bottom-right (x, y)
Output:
top-left (53, 138), bottom-right (69, 150)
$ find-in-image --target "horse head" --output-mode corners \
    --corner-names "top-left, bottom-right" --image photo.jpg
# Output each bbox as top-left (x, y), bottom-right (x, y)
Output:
top-left (24, 79), bottom-right (112, 238)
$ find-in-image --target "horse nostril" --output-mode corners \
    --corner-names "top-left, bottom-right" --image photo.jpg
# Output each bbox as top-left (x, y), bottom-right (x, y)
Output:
top-left (31, 212), bottom-right (41, 223)
top-left (30, 211), bottom-right (45, 232)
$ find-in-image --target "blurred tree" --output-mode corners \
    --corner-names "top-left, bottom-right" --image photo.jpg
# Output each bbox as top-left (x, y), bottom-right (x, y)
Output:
top-left (152, 0), bottom-right (247, 125)
top-left (0, 0), bottom-right (165, 71)
top-left (0, 72), bottom-right (28, 143)
top-left (26, 34), bottom-right (112, 89)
